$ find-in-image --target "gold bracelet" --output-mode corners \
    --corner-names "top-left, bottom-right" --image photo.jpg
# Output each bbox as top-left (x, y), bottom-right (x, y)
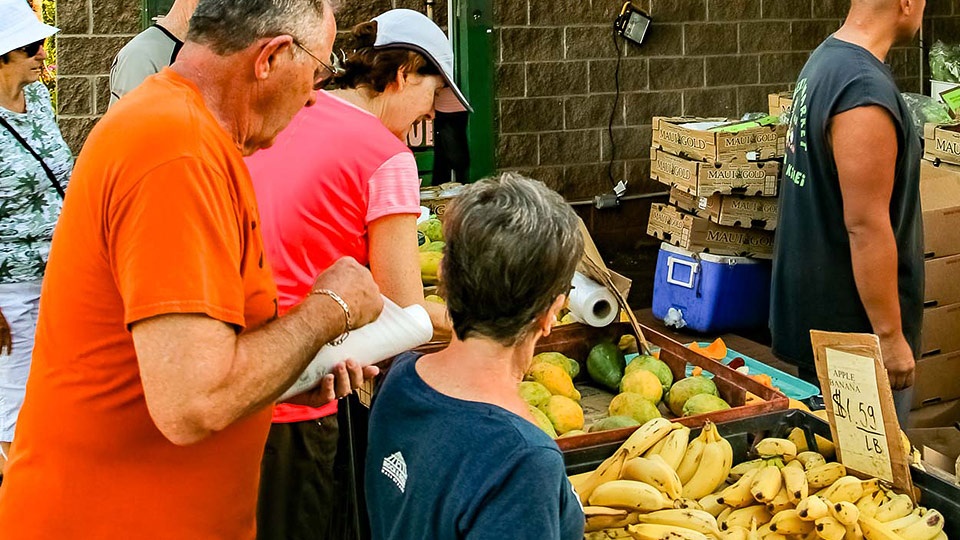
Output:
top-left (311, 288), bottom-right (351, 346)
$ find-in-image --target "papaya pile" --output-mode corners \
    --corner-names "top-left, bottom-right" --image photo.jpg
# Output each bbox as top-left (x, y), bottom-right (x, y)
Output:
top-left (417, 218), bottom-right (444, 285)
top-left (521, 352), bottom-right (585, 438)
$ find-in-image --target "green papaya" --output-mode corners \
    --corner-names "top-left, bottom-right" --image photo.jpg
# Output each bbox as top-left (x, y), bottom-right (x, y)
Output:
top-left (587, 341), bottom-right (625, 392)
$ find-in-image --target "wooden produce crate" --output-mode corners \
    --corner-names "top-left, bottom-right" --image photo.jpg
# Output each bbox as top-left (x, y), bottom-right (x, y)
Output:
top-left (647, 202), bottom-right (775, 258)
top-left (416, 321), bottom-right (789, 452)
top-left (652, 116), bottom-right (786, 163)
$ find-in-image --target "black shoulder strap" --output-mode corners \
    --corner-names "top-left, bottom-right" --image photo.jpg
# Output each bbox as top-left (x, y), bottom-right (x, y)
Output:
top-left (0, 115), bottom-right (65, 199)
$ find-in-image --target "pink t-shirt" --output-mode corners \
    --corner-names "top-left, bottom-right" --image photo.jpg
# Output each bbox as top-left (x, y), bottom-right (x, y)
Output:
top-left (246, 91), bottom-right (421, 422)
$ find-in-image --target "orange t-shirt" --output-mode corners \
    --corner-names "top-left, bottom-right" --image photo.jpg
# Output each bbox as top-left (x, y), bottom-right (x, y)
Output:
top-left (0, 68), bottom-right (279, 539)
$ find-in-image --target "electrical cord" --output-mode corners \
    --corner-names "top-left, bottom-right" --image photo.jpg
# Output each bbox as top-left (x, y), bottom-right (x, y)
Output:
top-left (607, 27), bottom-right (624, 190)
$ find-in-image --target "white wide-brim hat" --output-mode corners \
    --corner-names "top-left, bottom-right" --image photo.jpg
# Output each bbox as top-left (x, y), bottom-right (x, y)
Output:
top-left (371, 9), bottom-right (472, 114)
top-left (0, 0), bottom-right (59, 57)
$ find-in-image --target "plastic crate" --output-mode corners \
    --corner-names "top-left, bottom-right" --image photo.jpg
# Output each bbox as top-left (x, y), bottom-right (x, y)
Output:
top-left (564, 409), bottom-right (960, 538)
top-left (652, 242), bottom-right (771, 333)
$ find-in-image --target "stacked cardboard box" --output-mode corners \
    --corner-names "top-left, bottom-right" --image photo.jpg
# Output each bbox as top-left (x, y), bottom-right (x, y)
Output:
top-left (646, 116), bottom-right (785, 258)
top-left (911, 149), bottom-right (960, 416)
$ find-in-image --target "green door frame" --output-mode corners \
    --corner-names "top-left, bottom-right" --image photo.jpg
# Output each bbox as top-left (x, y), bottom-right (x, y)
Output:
top-left (451, 0), bottom-right (497, 182)
top-left (141, 0), bottom-right (174, 29)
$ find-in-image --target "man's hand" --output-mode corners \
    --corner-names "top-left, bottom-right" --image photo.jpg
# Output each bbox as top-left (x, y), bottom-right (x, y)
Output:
top-left (0, 308), bottom-right (11, 355)
top-left (880, 334), bottom-right (915, 391)
top-left (285, 360), bottom-right (379, 407)
top-left (313, 257), bottom-right (383, 329)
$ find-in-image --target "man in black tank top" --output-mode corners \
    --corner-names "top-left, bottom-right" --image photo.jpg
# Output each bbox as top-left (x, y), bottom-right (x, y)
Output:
top-left (770, 0), bottom-right (926, 423)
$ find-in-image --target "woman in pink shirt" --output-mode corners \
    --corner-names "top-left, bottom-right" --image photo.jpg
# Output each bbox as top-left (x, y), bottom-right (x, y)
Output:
top-left (245, 9), bottom-right (471, 540)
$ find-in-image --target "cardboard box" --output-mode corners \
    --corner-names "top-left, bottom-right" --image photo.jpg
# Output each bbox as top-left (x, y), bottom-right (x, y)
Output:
top-left (909, 398), bottom-right (960, 428)
top-left (669, 186), bottom-right (778, 231)
top-left (906, 427), bottom-right (960, 481)
top-left (922, 302), bottom-right (960, 357)
top-left (768, 92), bottom-right (793, 117)
top-left (920, 159), bottom-right (960, 258)
top-left (924, 122), bottom-right (960, 167)
top-left (650, 147), bottom-right (780, 197)
top-left (926, 254), bottom-right (960, 307)
top-left (913, 351), bottom-right (960, 408)
top-left (651, 116), bottom-right (786, 163)
top-left (646, 203), bottom-right (775, 258)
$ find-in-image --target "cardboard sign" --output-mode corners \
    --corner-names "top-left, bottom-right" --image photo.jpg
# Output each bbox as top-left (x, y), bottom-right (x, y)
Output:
top-left (811, 331), bottom-right (914, 500)
top-left (941, 86), bottom-right (960, 119)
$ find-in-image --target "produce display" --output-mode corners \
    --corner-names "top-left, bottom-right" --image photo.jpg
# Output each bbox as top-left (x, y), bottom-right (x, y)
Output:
top-left (571, 418), bottom-right (945, 540)
top-left (521, 336), bottom-right (734, 438)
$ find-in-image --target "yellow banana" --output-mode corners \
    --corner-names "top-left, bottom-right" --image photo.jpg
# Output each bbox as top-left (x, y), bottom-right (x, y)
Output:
top-left (626, 523), bottom-right (709, 540)
top-left (770, 509), bottom-right (816, 535)
top-left (645, 432), bottom-right (670, 457)
top-left (569, 471), bottom-right (593, 492)
top-left (765, 486), bottom-right (793, 515)
top-left (682, 424), bottom-right (733, 500)
top-left (932, 531), bottom-right (947, 540)
top-left (755, 438), bottom-right (798, 462)
top-left (730, 459), bottom-right (767, 482)
top-left (855, 492), bottom-right (884, 519)
top-left (782, 463), bottom-right (809, 504)
top-left (621, 455), bottom-right (683, 500)
top-left (797, 451), bottom-right (828, 470)
top-left (816, 516), bottom-right (847, 540)
top-left (896, 509), bottom-right (944, 540)
top-left (589, 479), bottom-right (672, 512)
top-left (748, 519), bottom-right (762, 540)
top-left (859, 478), bottom-right (881, 498)
top-left (883, 508), bottom-right (922, 532)
top-left (859, 515), bottom-right (906, 540)
top-left (797, 495), bottom-right (832, 521)
top-left (677, 434), bottom-right (707, 485)
top-left (818, 476), bottom-right (864, 504)
top-left (831, 501), bottom-right (861, 526)
top-left (584, 506), bottom-right (635, 532)
top-left (874, 493), bottom-right (914, 523)
top-left (637, 508), bottom-right (722, 537)
top-left (586, 529), bottom-right (634, 539)
top-left (844, 521), bottom-right (864, 540)
top-left (699, 492), bottom-right (729, 518)
top-left (623, 417), bottom-right (676, 459)
top-left (719, 468), bottom-right (762, 508)
top-left (806, 462), bottom-right (847, 490)
top-left (719, 525), bottom-right (750, 540)
top-left (652, 425), bottom-right (691, 471)
top-left (750, 465), bottom-right (784, 504)
top-left (674, 497), bottom-right (704, 511)
top-left (721, 505), bottom-right (773, 531)
top-left (578, 448), bottom-right (629, 503)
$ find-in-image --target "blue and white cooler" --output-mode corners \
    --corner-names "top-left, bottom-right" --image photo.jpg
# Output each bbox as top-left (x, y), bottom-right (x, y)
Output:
top-left (652, 243), bottom-right (772, 333)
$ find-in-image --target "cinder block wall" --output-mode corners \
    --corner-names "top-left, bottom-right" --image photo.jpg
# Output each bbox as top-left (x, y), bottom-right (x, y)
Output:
top-left (52, 0), bottom-right (449, 152)
top-left (55, 0), bottom-right (140, 152)
top-left (493, 0), bottom-right (960, 203)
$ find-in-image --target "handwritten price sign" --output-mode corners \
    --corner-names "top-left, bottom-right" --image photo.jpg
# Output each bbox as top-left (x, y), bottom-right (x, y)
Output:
top-left (810, 331), bottom-right (913, 499)
top-left (825, 347), bottom-right (893, 481)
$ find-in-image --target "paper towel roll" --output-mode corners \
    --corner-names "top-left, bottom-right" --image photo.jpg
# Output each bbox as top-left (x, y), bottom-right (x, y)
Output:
top-left (280, 296), bottom-right (433, 400)
top-left (568, 272), bottom-right (619, 327)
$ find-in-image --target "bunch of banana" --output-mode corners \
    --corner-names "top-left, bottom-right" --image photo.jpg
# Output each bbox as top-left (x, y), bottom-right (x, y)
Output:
top-left (575, 426), bottom-right (953, 540)
top-left (682, 422), bottom-right (734, 500)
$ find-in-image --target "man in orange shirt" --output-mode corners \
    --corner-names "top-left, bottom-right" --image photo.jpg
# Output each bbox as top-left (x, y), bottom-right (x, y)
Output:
top-left (0, 0), bottom-right (382, 537)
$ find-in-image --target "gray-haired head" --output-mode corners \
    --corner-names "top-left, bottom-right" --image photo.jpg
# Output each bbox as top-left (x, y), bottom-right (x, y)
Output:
top-left (187, 0), bottom-right (331, 56)
top-left (440, 172), bottom-right (584, 347)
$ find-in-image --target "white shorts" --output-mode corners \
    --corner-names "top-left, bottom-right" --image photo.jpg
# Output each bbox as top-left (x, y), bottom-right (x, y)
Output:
top-left (0, 280), bottom-right (42, 442)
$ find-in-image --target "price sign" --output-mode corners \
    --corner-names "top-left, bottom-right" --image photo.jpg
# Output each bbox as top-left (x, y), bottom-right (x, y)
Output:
top-left (810, 331), bottom-right (914, 500)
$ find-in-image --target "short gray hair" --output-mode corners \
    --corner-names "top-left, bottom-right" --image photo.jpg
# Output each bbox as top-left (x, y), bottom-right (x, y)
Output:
top-left (440, 172), bottom-right (584, 346)
top-left (187, 0), bottom-right (329, 55)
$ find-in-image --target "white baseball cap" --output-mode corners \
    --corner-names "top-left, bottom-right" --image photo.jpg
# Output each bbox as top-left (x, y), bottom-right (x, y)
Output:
top-left (371, 9), bottom-right (472, 114)
top-left (0, 0), bottom-right (58, 57)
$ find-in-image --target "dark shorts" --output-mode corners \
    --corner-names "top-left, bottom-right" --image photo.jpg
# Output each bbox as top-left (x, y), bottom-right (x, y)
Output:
top-left (256, 413), bottom-right (354, 540)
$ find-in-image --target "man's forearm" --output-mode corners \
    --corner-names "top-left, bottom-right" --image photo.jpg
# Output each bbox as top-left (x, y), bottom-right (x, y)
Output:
top-left (848, 223), bottom-right (903, 340)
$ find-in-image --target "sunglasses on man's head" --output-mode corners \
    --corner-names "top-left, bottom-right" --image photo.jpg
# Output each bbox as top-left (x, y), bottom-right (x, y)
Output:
top-left (19, 39), bottom-right (44, 57)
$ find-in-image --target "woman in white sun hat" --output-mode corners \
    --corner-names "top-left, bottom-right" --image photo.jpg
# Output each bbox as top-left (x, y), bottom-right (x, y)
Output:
top-left (245, 8), bottom-right (470, 539)
top-left (0, 0), bottom-right (72, 478)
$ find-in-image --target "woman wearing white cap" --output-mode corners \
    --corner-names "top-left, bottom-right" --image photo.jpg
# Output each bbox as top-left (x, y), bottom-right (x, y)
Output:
top-left (0, 0), bottom-right (72, 478)
top-left (245, 8), bottom-right (471, 539)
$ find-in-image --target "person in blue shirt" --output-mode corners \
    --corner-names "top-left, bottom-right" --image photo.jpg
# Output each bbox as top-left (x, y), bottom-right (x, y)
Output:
top-left (365, 172), bottom-right (586, 540)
